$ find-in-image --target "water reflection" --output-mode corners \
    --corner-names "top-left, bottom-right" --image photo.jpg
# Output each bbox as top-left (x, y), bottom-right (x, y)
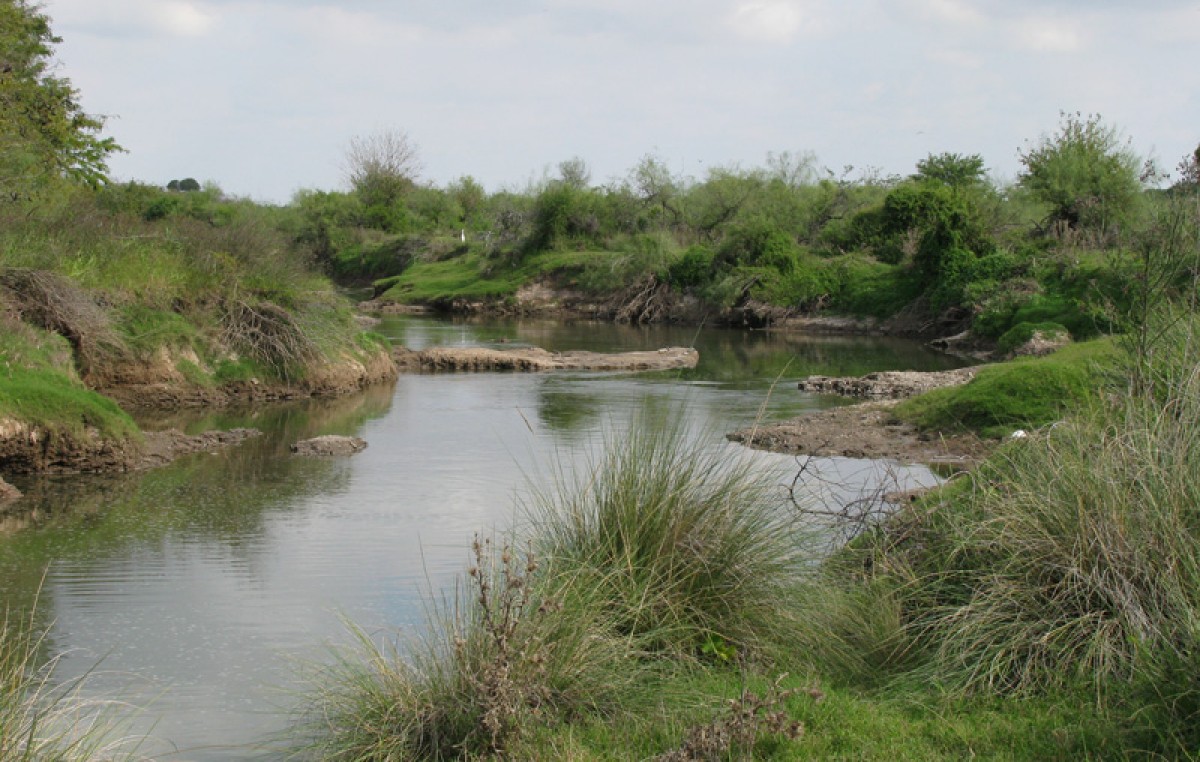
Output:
top-left (0, 316), bottom-right (965, 758)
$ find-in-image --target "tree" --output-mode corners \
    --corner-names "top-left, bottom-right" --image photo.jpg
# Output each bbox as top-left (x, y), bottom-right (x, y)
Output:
top-left (0, 0), bottom-right (121, 202)
top-left (343, 129), bottom-right (422, 209)
top-left (557, 156), bottom-right (591, 189)
top-left (1018, 112), bottom-right (1142, 232)
top-left (914, 152), bottom-right (987, 188)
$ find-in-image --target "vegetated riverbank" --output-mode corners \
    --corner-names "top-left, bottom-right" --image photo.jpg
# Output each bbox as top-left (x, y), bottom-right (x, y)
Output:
top-left (732, 338), bottom-right (1116, 466)
top-left (0, 194), bottom-right (397, 476)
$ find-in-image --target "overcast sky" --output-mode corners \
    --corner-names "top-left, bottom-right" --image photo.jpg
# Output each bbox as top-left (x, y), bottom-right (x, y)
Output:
top-left (44, 0), bottom-right (1200, 203)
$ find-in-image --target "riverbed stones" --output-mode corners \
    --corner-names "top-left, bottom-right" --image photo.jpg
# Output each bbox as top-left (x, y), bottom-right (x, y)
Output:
top-left (290, 435), bottom-right (368, 457)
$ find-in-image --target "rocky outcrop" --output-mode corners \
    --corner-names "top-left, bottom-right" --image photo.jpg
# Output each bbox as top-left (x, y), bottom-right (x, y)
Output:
top-left (290, 435), bottom-right (368, 457)
top-left (1008, 329), bottom-right (1071, 358)
top-left (393, 346), bottom-right (699, 373)
top-left (797, 366), bottom-right (982, 399)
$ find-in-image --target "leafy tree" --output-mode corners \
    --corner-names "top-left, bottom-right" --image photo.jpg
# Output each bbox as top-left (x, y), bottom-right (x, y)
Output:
top-left (914, 152), bottom-right (987, 188)
top-left (1018, 112), bottom-right (1142, 232)
top-left (557, 156), bottom-right (591, 190)
top-left (0, 0), bottom-right (121, 202)
top-left (344, 129), bottom-right (421, 225)
top-left (630, 153), bottom-right (681, 224)
top-left (448, 175), bottom-right (486, 227)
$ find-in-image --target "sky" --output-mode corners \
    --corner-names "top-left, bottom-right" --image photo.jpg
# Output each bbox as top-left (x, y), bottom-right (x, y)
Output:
top-left (44, 0), bottom-right (1200, 204)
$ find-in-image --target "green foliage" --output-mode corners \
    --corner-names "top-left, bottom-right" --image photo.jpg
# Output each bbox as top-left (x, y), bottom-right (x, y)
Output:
top-left (1019, 112), bottom-right (1143, 233)
top-left (994, 321), bottom-right (1068, 355)
top-left (665, 245), bottom-right (714, 290)
top-left (913, 152), bottom-right (988, 188)
top-left (894, 340), bottom-right (1115, 438)
top-left (0, 0), bottom-right (121, 203)
top-left (715, 219), bottom-right (801, 273)
top-left (527, 182), bottom-right (607, 252)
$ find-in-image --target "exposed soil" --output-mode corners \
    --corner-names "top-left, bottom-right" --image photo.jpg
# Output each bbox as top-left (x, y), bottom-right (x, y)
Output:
top-left (99, 348), bottom-right (398, 410)
top-left (729, 365), bottom-right (994, 466)
top-left (728, 401), bottom-right (992, 467)
top-left (0, 417), bottom-right (143, 474)
top-left (393, 345), bottom-right (699, 373)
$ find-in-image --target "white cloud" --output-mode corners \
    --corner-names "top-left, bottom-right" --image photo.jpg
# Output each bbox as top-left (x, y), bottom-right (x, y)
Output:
top-left (1015, 18), bottom-right (1084, 52)
top-left (910, 0), bottom-right (984, 27)
top-left (152, 1), bottom-right (216, 37)
top-left (728, 1), bottom-right (810, 43)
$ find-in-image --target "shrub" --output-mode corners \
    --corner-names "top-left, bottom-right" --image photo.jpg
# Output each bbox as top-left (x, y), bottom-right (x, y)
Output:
top-left (1019, 112), bottom-right (1143, 234)
top-left (714, 220), bottom-right (801, 274)
top-left (666, 245), bottom-right (715, 290)
top-left (526, 415), bottom-right (804, 659)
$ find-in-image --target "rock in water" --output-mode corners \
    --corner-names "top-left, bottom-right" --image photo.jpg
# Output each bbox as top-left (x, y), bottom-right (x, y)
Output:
top-left (290, 435), bottom-right (368, 457)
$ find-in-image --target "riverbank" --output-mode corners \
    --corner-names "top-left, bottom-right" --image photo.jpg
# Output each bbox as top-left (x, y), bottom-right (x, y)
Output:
top-left (729, 399), bottom-right (992, 466)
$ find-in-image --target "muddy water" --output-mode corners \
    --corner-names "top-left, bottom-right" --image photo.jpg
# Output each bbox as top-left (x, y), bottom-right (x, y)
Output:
top-left (0, 317), bottom-right (969, 759)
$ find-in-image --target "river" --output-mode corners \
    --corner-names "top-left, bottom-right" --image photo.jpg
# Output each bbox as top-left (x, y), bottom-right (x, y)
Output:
top-left (0, 316), bottom-right (969, 758)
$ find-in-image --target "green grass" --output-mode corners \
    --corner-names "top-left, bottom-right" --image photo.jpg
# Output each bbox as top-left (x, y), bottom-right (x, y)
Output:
top-left (0, 366), bottom-right (139, 442)
top-left (376, 248), bottom-right (619, 304)
top-left (518, 676), bottom-right (1121, 760)
top-left (894, 339), bottom-right (1117, 438)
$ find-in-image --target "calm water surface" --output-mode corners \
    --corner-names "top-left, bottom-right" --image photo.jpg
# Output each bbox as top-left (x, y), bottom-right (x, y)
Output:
top-left (0, 316), bottom-right (968, 758)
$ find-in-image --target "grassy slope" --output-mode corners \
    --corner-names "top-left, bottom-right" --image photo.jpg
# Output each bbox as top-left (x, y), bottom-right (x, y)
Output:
top-left (893, 339), bottom-right (1118, 437)
top-left (0, 320), bottom-right (139, 442)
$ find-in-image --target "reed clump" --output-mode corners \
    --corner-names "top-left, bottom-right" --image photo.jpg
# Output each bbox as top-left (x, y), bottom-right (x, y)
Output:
top-left (527, 419), bottom-right (804, 661)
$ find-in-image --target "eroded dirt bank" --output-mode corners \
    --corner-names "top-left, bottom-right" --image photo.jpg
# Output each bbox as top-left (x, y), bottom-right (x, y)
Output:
top-left (0, 419), bottom-right (263, 475)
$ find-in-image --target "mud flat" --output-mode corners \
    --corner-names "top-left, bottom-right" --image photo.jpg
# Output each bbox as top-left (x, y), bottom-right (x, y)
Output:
top-left (729, 365), bottom-right (991, 466)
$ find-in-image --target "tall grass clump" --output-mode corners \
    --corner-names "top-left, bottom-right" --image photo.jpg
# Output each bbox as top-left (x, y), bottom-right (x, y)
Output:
top-left (526, 416), bottom-right (804, 660)
top-left (1, 607), bottom-right (141, 761)
top-left (887, 320), bottom-right (1200, 704)
top-left (296, 537), bottom-right (653, 761)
